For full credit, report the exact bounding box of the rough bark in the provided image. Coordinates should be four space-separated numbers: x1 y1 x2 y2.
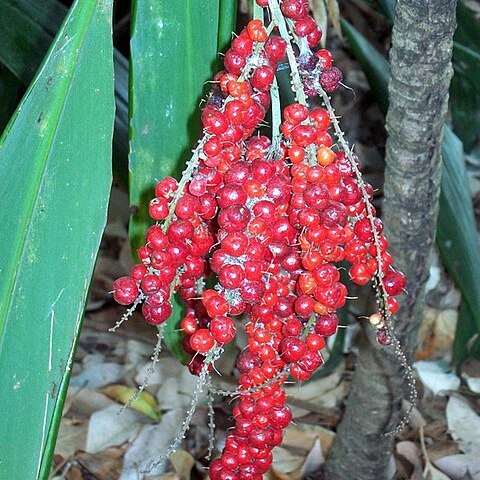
323 1 457 479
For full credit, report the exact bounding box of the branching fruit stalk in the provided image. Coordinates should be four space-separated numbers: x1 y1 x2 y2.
111 0 416 476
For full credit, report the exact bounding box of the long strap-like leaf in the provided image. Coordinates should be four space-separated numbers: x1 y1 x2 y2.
0 0 114 477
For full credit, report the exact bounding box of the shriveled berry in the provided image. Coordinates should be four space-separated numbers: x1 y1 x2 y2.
320 67 343 92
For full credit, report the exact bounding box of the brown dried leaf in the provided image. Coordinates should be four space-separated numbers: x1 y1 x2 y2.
86 404 146 453
283 423 335 457
67 386 115 417
396 441 423 479
324 0 343 41
271 447 304 475
298 438 324 478
285 370 346 417
309 0 328 46
75 447 124 480
121 409 185 479
424 461 452 480
56 418 88 458
446 394 480 455
461 359 480 393
434 454 480 480
71 361 127 389
265 469 292 480
170 450 195 480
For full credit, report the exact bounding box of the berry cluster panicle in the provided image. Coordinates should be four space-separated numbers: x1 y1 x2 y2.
112 0 415 477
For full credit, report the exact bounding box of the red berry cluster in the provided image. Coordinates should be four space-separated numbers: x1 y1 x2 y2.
113 2 408 477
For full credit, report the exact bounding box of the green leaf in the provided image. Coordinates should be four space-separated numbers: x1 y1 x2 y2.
453 301 478 366
341 20 389 114
0 0 114 477
450 44 480 152
0 0 128 184
437 126 480 333
450 2 480 152
0 64 23 134
455 2 480 54
342 16 480 364
0 0 66 82
163 293 189 364
377 0 395 21
128 0 236 251
218 0 238 57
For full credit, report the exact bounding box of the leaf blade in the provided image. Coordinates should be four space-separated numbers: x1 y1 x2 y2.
0 0 115 476
128 0 225 250
0 0 129 184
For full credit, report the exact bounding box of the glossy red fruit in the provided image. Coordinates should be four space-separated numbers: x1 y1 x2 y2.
264 36 287 62
190 328 215 353
251 66 275 91
113 276 139 305
142 301 172 325
383 270 406 296
280 0 308 20
279 337 307 362
314 313 339 336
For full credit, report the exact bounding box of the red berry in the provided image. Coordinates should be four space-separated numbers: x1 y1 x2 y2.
142 301 172 325
280 0 308 20
190 329 215 353
294 16 317 37
251 66 275 91
246 19 268 42
264 36 287 63
113 276 139 305
314 313 339 336
383 270 406 296
219 264 245 289
279 337 307 362
224 49 247 75
316 49 333 68
148 197 169 220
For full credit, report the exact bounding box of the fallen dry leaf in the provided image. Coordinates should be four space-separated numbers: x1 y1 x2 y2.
299 437 324 478
169 450 195 480
414 360 460 396
285 370 346 417
102 384 161 421
71 361 126 389
67 386 115 417
86 404 146 453
75 447 124 480
396 441 422 479
424 461 452 480
55 418 88 458
446 394 480 455
271 446 304 476
120 409 185 480
283 423 335 458
434 454 480 480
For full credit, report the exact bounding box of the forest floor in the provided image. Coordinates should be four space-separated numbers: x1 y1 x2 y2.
51 2 480 479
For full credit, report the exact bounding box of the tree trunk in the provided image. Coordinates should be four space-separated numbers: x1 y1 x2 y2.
323 1 457 479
